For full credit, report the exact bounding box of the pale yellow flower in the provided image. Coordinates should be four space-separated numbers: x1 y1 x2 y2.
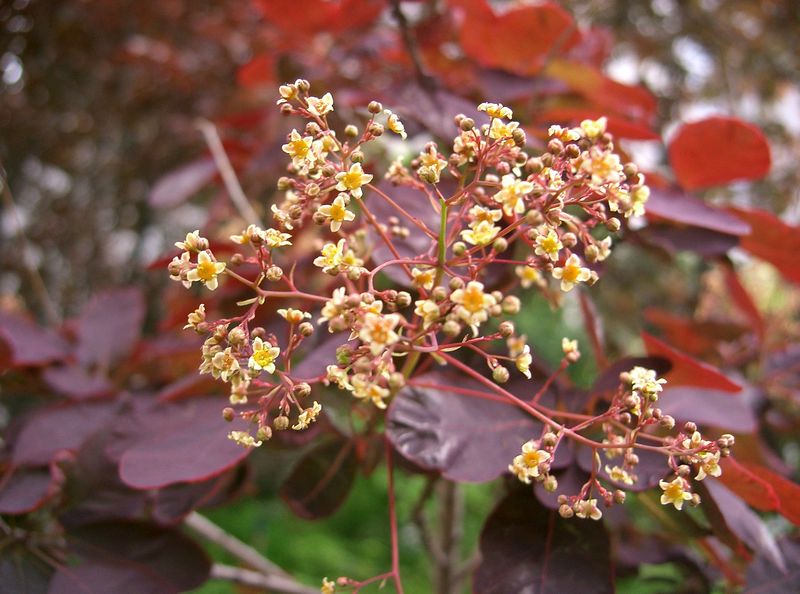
695 451 722 481
461 219 500 246
314 239 346 273
248 337 280 373
493 173 533 216
281 129 315 167
385 110 407 139
352 374 391 409
230 224 266 245
575 498 603 520
359 313 401 355
411 267 435 291
263 228 293 248
277 308 312 324
534 228 562 261
335 163 373 198
515 265 542 288
450 281 496 334
317 193 355 232
478 102 513 120
326 365 353 391
306 92 334 116
228 431 262 448
414 299 441 329
469 205 503 224
552 254 591 292
211 347 240 382
321 577 336 594
175 230 207 252
580 116 607 139
660 476 692 510
489 118 519 144
186 250 226 291
515 344 533 379
605 465 634 485
293 401 322 430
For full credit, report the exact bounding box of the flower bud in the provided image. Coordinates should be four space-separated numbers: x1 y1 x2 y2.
293 383 312 398
368 100 383 114
660 415 675 429
561 232 577 248
492 237 508 253
388 372 406 390
274 415 290 431
544 475 558 492
526 157 544 174
547 138 564 155
690 493 701 507
512 128 526 147
295 79 310 92
584 244 600 263
266 266 284 282
683 421 697 434
227 326 246 345
459 117 475 131
277 176 292 190
502 295 521 315
452 242 467 257
449 277 465 291
565 143 581 159
280 103 293 116
498 321 515 338
614 490 626 504
443 320 461 337
299 322 314 337
344 124 359 137
368 123 384 136
605 217 621 232
305 122 321 136
558 504 574 519
396 291 412 308
350 150 365 163
677 465 691 477
257 426 273 441
222 407 235 422
432 286 447 302
279 84 297 100
492 366 510 384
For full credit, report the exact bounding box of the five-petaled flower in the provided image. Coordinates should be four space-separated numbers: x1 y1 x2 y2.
493 173 533 216
335 163 373 198
534 228 562 261
186 250 226 291
248 337 280 374
317 193 355 232
552 254 592 292
660 476 693 510
306 92 334 116
451 281 496 334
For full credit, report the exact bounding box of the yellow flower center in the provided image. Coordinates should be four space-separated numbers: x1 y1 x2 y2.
197 260 218 281
342 172 363 190
252 349 275 368
523 451 543 467
561 264 581 284
540 236 559 254
664 482 684 501
462 286 486 313
329 202 346 221
290 139 309 158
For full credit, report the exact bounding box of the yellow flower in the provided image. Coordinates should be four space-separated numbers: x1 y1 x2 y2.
321 577 336 594
418 145 447 183
478 102 513 120
411 267 435 291
575 498 603 520
359 313 401 355
583 146 622 187
352 374 391 409
281 129 315 167
293 401 322 430
580 116 607 139
461 219 500 246
414 299 440 329
493 173 533 216
561 338 580 358
489 118 519 144
248 337 280 373
317 193 355 232
184 304 206 331
695 451 722 481
326 365 353 391
660 476 692 510
450 281 496 334
605 465 634 485
277 308 312 324
534 228 562 261
186 250 226 291
319 286 347 326
230 224 266 245
469 205 502 224
548 124 580 142
385 110 407 139
263 228 293 248
507 335 527 358
228 431 262 448
515 344 532 379
629 185 650 218
335 163 373 198
515 265 541 288
175 229 207 252
552 254 591 292
314 239 346 273
210 347 240 382
306 92 334 116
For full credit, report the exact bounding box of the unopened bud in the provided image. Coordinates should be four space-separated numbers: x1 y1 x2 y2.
565 143 581 159
388 372 406 390
266 266 284 282
443 320 461 337
493 366 510 384
293 383 312 398
683 421 697 434
277 176 292 191
512 128 526 147
499 321 515 338
222 407 235 422
449 277 465 291
227 327 246 345
584 244 600 263
544 475 558 492
492 237 508 252
502 295 521 315
677 465 691 477
344 124 359 138
368 123 384 137
298 322 314 337
257 426 273 441
368 100 383 114
660 415 675 429
274 415 290 431
558 504 574 518
452 242 467 257
614 490 626 504
459 117 475 131
295 79 310 92
280 103 293 116
350 151 365 163
605 217 621 232
547 138 564 154
561 232 577 248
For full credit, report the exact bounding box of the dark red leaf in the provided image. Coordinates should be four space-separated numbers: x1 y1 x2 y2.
254 0 384 35
279 435 357 519
718 458 780 513
736 462 800 526
728 207 800 285
644 308 747 359
387 371 541 482
42 365 115 400
118 397 251 489
721 263 765 343
0 311 68 368
703 480 785 570
0 467 59 515
744 538 800 594
12 401 118 466
645 188 751 235
236 53 274 88
50 521 210 594
668 117 771 190
474 487 613 593
148 157 216 208
0 543 52 594
642 332 742 392
453 0 577 76
76 288 145 370
575 444 668 493
658 387 757 433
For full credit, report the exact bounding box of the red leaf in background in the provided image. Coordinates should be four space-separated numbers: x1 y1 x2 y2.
0 311 68 368
668 117 771 190
532 107 660 140
453 0 577 76
728 207 800 285
543 59 657 120
737 462 800 526
43 364 115 400
236 53 274 88
644 309 747 359
254 0 385 35
645 187 751 235
718 457 780 512
641 331 742 392
721 262 765 343
148 157 216 208
76 288 145 370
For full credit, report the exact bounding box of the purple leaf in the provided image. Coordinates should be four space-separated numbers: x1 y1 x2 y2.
387 371 542 483
658 387 757 433
49 521 210 594
75 288 145 369
641 225 740 258
646 187 751 236
279 435 357 519
744 538 800 593
0 543 52 593
0 312 68 368
43 365 115 400
118 397 251 489
148 157 216 208
474 487 614 594
0 466 59 515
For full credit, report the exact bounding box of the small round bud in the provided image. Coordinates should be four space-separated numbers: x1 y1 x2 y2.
322 165 336 177
257 426 273 441
305 122 321 136
526 157 544 174
432 286 447 302
346 294 362 308
344 124 359 138
558 504 574 519
565 143 581 159
266 266 284 282
584 244 600 263
690 493 701 507
305 182 320 197
605 217 621 232
449 277 465 291
489 304 503 317
454 113 466 126
277 176 292 191
295 79 310 92
368 123 384 136
350 150 365 163
298 322 314 337
719 433 735 447
313 211 328 225
388 372 406 390
493 366 510 384
499 321 515 338
512 128 526 147
227 327 246 345
660 415 675 429
329 317 348 332
540 152 554 167
396 291 412 308
222 408 235 422
293 383 312 398
280 103 293 116
289 205 303 220
619 412 632 425
273 415 290 431
614 490 626 504
557 494 568 505
677 465 691 477
452 242 467 257
502 295 521 315
367 100 383 114
459 117 475 131
336 344 354 365
544 475 558 492
443 320 461 337
524 209 543 225
683 421 697 434
251 327 266 339
623 162 639 181
624 452 639 466
547 138 564 154
561 232 577 248
492 237 508 253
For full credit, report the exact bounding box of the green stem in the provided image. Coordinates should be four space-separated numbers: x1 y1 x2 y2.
435 197 448 286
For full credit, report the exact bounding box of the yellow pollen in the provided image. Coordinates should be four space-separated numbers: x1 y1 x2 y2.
330 202 346 221
252 350 274 367
462 287 485 313
343 172 361 189
291 139 309 157
562 264 581 283
197 260 217 281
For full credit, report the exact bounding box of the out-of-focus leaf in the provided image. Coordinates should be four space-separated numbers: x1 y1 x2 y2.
0 312 68 368
721 262 765 343
0 467 59 515
702 480 785 571
397 84 487 141
645 308 748 359
642 332 742 392
254 0 384 35
148 157 216 208
728 207 800 285
279 435 357 519
640 225 740 258
236 53 274 88
645 188 751 235
575 444 668 493
474 486 614 593
735 462 800 526
744 538 800 594
12 401 118 466
534 463 589 509
49 521 210 594
668 117 771 190
718 458 780 512
658 387 757 433
0 542 52 594
118 397 251 489
387 371 541 482
75 288 144 370
42 365 114 400
453 0 577 77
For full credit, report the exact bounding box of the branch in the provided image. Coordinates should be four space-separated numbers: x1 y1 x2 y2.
195 118 264 227
390 0 436 91
209 564 318 594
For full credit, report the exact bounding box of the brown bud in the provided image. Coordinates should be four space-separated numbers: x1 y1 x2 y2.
344 124 359 138
526 157 544 174
280 103 293 116
293 383 312 398
499 321 515 338
614 490 626 504
299 322 314 337
222 407 235 422
558 504 574 519
547 138 564 155
273 415 290 431
368 100 383 114
396 291 412 308
565 143 581 159
266 266 284 282
368 123 384 137
459 117 475 131
295 79 310 92
605 217 621 232
684 421 698 434
256 426 273 441
512 128 526 147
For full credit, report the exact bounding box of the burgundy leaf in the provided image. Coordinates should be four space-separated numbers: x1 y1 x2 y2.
729 207 800 285
118 397 251 489
12 401 118 466
42 365 115 400
474 487 614 593
640 225 740 258
0 466 59 515
76 288 145 370
50 521 210 594
148 157 216 208
279 435 357 519
387 371 541 482
0 543 52 594
0 311 68 368
658 387 757 433
645 187 751 235
744 538 800 594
